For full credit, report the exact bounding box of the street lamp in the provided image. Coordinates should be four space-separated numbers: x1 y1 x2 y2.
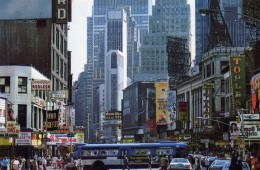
199 8 260 23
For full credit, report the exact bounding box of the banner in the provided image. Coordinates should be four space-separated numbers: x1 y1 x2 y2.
229 54 246 110
155 82 168 126
47 109 59 131
168 90 176 130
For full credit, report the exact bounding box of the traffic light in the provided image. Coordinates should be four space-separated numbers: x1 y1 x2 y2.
194 121 199 128
236 116 240 123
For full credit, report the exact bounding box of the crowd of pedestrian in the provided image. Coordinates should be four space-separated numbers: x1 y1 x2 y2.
0 154 79 170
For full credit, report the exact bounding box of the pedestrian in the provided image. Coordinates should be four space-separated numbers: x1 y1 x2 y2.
123 154 130 170
41 157 47 170
194 156 201 170
147 155 152 170
31 158 38 170
229 152 238 170
65 163 77 170
1 157 9 170
254 153 260 170
159 154 169 170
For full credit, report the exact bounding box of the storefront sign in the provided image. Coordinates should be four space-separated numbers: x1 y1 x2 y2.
16 132 31 145
51 90 68 99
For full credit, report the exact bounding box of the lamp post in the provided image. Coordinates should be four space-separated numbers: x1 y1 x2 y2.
199 8 260 23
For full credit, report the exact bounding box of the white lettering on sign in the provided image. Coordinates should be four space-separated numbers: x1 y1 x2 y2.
58 0 66 4
58 9 66 19
244 124 260 139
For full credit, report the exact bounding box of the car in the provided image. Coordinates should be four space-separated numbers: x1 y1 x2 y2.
167 158 192 170
222 160 250 170
209 159 250 170
208 159 229 170
205 156 218 167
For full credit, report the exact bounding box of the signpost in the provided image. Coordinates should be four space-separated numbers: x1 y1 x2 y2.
41 138 50 142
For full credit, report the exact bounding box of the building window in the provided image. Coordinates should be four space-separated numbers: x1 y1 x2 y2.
0 77 10 93
111 52 117 68
18 77 27 93
18 105 27 128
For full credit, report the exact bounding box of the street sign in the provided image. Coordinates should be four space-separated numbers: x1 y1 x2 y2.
41 138 50 142
67 133 75 137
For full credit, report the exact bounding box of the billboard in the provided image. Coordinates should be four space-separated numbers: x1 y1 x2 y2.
16 132 32 145
250 73 260 113
202 83 214 125
168 90 176 129
155 82 168 126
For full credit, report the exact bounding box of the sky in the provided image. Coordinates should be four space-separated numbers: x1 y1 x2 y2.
68 0 195 82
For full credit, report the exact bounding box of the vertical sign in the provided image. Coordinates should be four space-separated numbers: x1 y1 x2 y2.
202 83 214 125
168 90 176 130
156 82 168 126
0 98 6 130
52 0 68 24
47 109 59 131
179 102 189 121
229 54 246 111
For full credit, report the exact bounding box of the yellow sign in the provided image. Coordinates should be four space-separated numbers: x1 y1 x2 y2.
156 82 168 126
77 133 84 143
0 138 11 146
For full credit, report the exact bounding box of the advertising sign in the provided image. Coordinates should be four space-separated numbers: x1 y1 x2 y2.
16 132 31 145
47 109 59 131
31 80 51 91
244 123 260 140
229 121 241 140
31 133 43 146
105 112 122 120
155 82 168 126
250 73 260 113
229 54 246 110
51 90 68 99
168 90 176 130
0 98 6 130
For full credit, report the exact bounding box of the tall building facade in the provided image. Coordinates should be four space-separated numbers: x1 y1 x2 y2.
81 0 152 142
139 0 191 74
195 0 209 65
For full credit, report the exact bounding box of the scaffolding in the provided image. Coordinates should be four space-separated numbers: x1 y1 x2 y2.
167 36 191 89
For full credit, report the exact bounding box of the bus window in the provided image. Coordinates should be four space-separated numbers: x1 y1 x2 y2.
133 149 150 156
81 150 99 156
156 148 173 156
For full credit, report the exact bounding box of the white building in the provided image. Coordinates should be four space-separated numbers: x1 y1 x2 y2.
0 65 49 130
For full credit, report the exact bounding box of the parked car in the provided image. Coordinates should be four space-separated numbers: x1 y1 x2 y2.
167 158 192 170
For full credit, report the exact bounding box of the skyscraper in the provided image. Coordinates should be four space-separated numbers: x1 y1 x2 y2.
139 0 191 74
80 0 152 142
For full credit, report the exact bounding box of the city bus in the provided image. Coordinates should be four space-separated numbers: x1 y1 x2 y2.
73 141 188 170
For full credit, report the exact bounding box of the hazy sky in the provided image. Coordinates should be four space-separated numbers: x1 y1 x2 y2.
68 0 194 82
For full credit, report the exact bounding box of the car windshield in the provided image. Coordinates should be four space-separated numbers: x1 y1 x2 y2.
171 159 189 163
211 160 228 166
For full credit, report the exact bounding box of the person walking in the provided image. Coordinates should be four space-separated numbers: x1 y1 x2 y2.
123 154 130 170
1 157 9 170
229 152 238 170
160 154 169 170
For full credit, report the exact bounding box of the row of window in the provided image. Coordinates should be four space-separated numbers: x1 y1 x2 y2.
0 77 27 94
